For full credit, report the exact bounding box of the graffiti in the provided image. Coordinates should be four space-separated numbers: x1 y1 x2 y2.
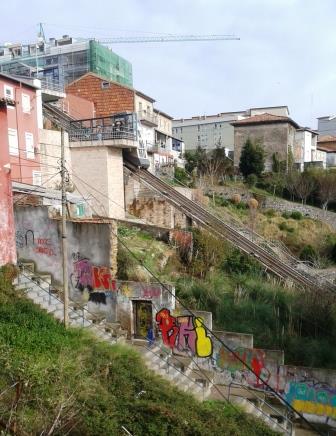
155 308 213 358
285 380 336 419
71 253 115 293
15 229 35 248
34 237 56 257
141 287 161 298
215 347 271 388
93 266 116 291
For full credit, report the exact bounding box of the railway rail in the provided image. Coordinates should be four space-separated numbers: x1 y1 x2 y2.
125 162 336 294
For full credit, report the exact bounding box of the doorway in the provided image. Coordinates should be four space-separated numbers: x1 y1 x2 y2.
133 300 153 339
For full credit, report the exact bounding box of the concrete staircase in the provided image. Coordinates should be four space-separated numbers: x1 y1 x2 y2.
14 262 293 434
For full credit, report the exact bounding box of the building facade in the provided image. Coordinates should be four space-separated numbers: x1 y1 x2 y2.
0 37 132 89
173 106 289 153
0 74 42 186
317 116 336 137
231 113 299 172
317 136 336 168
293 128 318 171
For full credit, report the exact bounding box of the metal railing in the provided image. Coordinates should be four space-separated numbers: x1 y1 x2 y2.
39 77 65 93
69 126 136 142
137 110 158 126
227 382 293 434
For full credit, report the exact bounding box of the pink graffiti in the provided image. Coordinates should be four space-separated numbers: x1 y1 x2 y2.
141 287 161 298
73 258 93 291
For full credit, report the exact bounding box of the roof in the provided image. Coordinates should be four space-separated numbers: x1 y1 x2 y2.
66 71 156 103
317 143 336 153
153 108 173 120
297 127 318 135
0 72 40 89
135 90 156 103
230 113 300 129
173 106 289 122
317 135 336 143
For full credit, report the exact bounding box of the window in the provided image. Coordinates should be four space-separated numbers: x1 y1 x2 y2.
32 171 42 186
4 85 14 100
197 135 201 141
25 132 34 159
198 125 200 131
101 81 110 89
22 94 31 113
138 102 142 112
76 203 85 217
8 128 18 155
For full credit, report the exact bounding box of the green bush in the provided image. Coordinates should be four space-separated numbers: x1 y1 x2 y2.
235 202 248 210
174 167 190 185
223 249 262 275
246 173 258 188
290 211 303 220
299 244 317 262
264 209 277 218
281 211 291 219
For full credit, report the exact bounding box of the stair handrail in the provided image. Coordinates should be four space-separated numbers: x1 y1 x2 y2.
227 381 293 435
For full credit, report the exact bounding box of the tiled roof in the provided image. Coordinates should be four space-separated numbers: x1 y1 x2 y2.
317 135 336 143
230 113 300 128
317 143 336 153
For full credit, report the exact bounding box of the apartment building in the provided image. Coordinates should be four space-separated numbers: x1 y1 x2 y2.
317 115 336 137
0 35 132 89
173 106 289 154
0 73 43 186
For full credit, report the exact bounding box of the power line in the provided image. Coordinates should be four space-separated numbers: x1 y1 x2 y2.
13 171 61 205
68 172 323 435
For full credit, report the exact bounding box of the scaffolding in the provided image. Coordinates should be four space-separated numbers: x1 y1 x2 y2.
0 38 133 88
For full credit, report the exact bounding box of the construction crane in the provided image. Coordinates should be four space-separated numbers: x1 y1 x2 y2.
96 34 240 44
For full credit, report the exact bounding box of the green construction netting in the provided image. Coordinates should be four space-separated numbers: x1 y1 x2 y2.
89 40 133 87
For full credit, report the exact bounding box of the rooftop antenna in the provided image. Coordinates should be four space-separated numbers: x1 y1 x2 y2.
37 22 46 43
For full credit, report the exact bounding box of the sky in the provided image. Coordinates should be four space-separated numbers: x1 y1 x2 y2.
2 0 336 128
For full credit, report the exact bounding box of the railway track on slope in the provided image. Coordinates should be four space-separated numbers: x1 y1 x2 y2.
125 162 336 294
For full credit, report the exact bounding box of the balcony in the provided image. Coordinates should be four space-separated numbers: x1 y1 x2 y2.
69 114 137 149
39 77 65 102
137 110 158 127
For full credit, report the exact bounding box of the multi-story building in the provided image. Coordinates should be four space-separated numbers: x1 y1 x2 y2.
173 106 289 154
317 115 336 136
0 35 132 90
293 128 318 171
0 90 16 265
0 73 43 185
316 136 336 168
231 113 300 172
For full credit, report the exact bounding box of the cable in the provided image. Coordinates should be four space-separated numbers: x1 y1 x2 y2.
68 174 323 434
13 171 61 205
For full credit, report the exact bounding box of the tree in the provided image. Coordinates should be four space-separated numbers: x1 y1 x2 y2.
316 170 336 210
294 172 315 204
239 138 265 178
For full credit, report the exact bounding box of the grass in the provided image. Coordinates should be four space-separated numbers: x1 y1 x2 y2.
0 265 275 435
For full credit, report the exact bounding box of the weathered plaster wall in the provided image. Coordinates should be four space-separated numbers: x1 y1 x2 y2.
14 206 117 284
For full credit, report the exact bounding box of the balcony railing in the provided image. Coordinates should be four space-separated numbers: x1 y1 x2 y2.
137 110 158 126
69 114 137 143
39 77 65 93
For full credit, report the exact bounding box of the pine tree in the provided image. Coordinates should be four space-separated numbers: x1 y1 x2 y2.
239 138 265 177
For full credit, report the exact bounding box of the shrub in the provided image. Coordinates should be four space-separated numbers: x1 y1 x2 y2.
281 211 291 219
174 167 190 185
223 249 262 275
299 245 317 263
290 211 303 220
278 222 294 232
264 209 276 218
236 202 248 210
246 173 258 188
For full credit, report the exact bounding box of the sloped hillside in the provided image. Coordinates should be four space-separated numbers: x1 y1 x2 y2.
0 266 274 436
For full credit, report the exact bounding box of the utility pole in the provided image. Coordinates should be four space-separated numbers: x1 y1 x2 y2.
61 128 69 327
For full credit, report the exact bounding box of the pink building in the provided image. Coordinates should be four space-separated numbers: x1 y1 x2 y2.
0 73 42 265
0 73 42 186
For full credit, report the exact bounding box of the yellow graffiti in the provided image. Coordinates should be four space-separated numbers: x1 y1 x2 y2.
194 317 213 357
292 400 336 419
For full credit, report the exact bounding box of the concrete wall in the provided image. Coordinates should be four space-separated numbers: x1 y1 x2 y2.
124 172 195 229
39 129 71 190
14 205 117 284
233 122 294 171
318 117 336 136
70 146 125 219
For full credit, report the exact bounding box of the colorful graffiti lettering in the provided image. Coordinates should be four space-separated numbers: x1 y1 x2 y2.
71 253 116 292
215 347 271 388
155 308 213 358
285 381 336 419
141 287 161 298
